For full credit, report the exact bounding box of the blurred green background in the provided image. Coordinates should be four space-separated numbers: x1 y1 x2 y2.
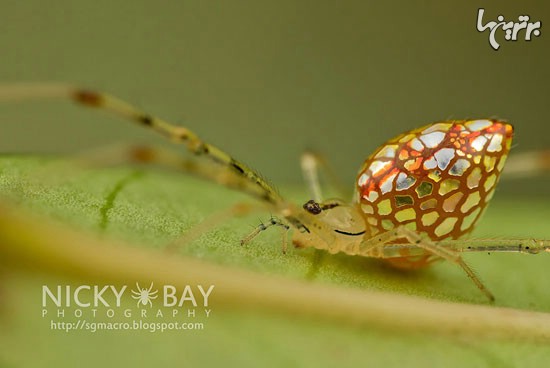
1 0 548 187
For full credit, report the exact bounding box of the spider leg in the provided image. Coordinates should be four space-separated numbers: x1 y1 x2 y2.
300 151 324 202
166 201 265 253
61 142 293 253
360 237 550 257
0 83 321 244
441 237 550 253
0 83 284 207
300 150 349 201
357 226 495 301
71 144 279 204
241 217 290 253
147 282 154 292
277 221 291 254
502 149 550 178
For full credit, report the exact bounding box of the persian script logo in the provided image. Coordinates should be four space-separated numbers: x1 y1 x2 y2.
476 8 542 50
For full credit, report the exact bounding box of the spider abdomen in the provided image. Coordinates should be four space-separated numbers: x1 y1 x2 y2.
356 119 513 242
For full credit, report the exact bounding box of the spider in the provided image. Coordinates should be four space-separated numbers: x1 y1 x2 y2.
131 282 158 308
1 83 549 302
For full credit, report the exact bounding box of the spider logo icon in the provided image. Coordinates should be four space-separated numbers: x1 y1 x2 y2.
131 282 158 308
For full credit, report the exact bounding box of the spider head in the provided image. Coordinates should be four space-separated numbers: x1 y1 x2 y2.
290 200 367 253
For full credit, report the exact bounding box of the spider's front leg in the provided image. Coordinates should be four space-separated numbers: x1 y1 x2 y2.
357 226 495 301
0 83 284 207
241 217 291 253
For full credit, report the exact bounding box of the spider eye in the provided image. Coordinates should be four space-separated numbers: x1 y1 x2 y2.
303 200 322 215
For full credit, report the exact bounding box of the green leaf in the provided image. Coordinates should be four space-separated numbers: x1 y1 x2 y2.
1 156 550 368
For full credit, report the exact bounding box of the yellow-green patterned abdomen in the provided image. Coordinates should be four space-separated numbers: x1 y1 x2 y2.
356 119 513 243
